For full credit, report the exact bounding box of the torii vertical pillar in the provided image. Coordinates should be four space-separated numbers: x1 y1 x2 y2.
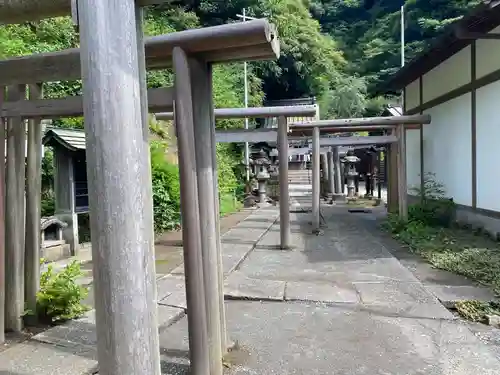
278 116 291 249
77 1 161 374
0 86 5 343
327 149 335 196
320 153 328 199
172 47 211 375
387 130 399 213
25 83 43 325
312 127 320 232
191 59 224 375
396 125 408 220
333 147 342 195
5 84 26 333
208 73 227 356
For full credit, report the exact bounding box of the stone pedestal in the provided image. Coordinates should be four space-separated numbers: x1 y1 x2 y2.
342 152 361 201
257 179 267 203
254 149 271 204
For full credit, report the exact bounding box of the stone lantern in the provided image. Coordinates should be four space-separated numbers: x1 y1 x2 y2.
254 149 271 204
342 149 360 199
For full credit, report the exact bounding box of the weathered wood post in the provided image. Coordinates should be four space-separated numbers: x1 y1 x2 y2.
0 86 5 343
340 162 345 194
278 116 290 249
312 126 320 232
77 1 161 373
333 147 342 195
387 130 399 213
172 46 211 375
377 148 384 200
191 58 224 375
320 153 328 199
25 83 43 324
327 148 335 197
5 84 26 332
396 125 408 220
209 92 228 355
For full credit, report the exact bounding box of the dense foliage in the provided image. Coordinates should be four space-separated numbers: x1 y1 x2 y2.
310 0 480 91
0 0 483 232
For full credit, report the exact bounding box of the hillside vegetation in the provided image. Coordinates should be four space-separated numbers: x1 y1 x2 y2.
0 0 480 232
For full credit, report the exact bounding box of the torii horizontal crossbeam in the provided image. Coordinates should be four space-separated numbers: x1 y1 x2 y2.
0 0 177 24
0 88 174 119
288 124 419 136
289 114 431 128
216 129 277 143
319 135 397 146
215 130 397 146
0 19 278 85
156 105 318 120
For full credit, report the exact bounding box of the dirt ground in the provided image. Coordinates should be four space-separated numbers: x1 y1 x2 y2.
153 209 253 275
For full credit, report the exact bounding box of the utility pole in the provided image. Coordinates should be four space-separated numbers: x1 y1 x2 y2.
400 3 405 111
237 9 257 182
401 4 405 67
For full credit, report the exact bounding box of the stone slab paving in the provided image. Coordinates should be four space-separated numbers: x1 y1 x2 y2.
224 271 286 301
4 199 500 374
157 274 187 308
33 305 184 352
284 280 359 303
0 207 278 375
0 341 97 375
159 301 500 375
214 203 500 373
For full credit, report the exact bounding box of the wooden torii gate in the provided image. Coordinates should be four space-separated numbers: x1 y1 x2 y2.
289 114 431 233
0 2 280 374
157 105 318 251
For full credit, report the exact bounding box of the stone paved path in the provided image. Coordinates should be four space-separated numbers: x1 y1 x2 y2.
159 201 500 374
2 197 500 374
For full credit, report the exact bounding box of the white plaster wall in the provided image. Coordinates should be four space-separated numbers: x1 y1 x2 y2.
422 46 471 103
405 79 420 111
476 80 500 212
476 27 500 79
422 94 472 206
405 128 421 193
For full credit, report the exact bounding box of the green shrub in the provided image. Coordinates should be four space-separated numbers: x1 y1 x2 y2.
219 193 243 216
408 173 456 227
35 260 90 324
150 142 181 232
381 212 408 233
216 143 240 196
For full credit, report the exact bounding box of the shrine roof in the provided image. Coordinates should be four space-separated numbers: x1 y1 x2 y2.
42 127 86 152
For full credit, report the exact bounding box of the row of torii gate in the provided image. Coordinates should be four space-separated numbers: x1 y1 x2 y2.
0 1 431 375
